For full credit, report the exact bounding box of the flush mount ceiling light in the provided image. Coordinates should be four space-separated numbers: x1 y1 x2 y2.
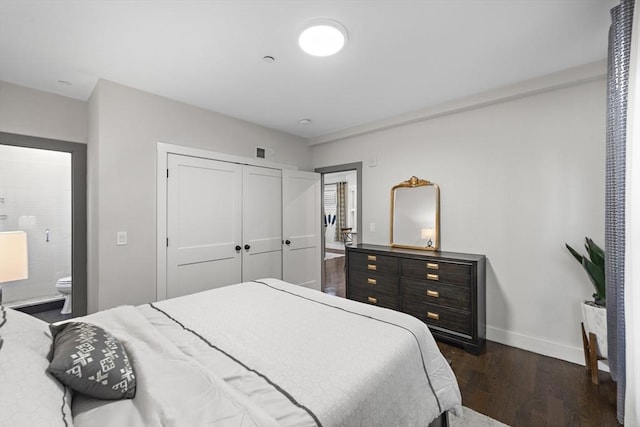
298 19 348 57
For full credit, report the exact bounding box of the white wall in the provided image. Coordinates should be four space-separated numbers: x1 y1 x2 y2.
0 81 87 143
313 76 606 365
89 80 311 311
87 84 100 313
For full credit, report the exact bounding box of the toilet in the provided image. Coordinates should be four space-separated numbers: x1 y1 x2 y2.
55 276 72 314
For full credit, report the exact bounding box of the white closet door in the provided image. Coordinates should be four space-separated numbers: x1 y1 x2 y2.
167 154 242 298
283 169 321 290
242 165 283 281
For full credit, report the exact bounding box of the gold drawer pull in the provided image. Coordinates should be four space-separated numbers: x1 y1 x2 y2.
427 273 439 281
367 255 377 261
427 289 439 298
367 278 377 285
368 296 378 304
427 262 439 270
427 311 440 320
368 264 377 271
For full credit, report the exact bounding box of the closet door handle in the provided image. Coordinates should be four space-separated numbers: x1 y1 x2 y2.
235 245 241 251
285 240 291 245
244 244 250 250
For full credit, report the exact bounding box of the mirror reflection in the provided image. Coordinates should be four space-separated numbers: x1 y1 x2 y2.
390 176 440 251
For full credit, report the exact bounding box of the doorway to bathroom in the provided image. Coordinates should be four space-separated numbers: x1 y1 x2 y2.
315 162 362 298
0 132 87 319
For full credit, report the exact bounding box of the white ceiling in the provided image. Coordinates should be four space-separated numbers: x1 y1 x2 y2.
0 1 618 142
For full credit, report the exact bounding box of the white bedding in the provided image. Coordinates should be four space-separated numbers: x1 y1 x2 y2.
72 278 462 427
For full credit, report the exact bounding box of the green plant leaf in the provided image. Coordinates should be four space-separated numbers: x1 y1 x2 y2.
565 243 584 265
566 237 606 304
583 258 606 301
585 238 605 270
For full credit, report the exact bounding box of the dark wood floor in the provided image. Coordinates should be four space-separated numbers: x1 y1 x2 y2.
323 251 346 297
438 340 619 427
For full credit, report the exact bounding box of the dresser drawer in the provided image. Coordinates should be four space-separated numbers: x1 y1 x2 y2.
349 287 401 311
402 278 470 311
346 244 485 355
350 252 399 274
403 302 472 337
401 258 471 287
349 268 399 295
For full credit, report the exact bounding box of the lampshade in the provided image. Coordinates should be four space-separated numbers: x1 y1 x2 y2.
0 231 29 283
421 228 434 240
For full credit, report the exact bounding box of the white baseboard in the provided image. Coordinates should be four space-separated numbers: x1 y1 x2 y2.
486 326 610 373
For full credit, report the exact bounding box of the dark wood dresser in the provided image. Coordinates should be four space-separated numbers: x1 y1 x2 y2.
346 243 486 354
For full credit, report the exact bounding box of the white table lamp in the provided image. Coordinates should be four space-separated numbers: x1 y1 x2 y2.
0 231 29 303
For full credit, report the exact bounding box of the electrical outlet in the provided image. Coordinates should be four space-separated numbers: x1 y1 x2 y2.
369 222 376 232
116 231 128 246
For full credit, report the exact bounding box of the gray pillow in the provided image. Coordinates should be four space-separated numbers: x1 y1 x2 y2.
47 322 136 400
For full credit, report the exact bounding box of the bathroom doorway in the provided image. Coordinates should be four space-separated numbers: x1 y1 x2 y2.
315 162 362 298
0 132 87 318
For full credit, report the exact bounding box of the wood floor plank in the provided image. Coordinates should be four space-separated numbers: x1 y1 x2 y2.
438 340 618 427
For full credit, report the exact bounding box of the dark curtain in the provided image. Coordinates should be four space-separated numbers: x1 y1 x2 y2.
606 0 634 423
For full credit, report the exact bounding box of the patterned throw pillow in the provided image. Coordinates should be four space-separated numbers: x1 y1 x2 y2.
47 322 136 400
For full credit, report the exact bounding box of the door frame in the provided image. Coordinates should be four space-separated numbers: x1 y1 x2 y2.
0 132 88 315
155 142 298 300
314 162 362 288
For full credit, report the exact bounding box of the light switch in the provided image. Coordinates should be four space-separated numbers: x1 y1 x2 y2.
116 231 128 246
369 222 376 232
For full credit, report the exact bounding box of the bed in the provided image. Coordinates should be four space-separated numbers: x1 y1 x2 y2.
0 278 462 426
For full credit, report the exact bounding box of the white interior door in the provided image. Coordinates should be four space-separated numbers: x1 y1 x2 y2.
283 170 321 290
242 166 282 281
167 154 242 298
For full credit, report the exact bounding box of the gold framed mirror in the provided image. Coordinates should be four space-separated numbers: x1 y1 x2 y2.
390 176 440 251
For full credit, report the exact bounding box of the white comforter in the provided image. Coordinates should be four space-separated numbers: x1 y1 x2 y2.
72 279 462 427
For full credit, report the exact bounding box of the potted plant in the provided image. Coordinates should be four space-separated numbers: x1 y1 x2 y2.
565 237 605 306
565 237 607 381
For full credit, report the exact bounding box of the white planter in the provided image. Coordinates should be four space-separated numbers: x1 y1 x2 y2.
581 302 607 359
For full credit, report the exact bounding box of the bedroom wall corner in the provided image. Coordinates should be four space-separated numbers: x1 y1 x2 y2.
86 82 101 314
91 80 312 310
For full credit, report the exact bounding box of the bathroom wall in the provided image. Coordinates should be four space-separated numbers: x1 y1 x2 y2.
0 145 71 303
